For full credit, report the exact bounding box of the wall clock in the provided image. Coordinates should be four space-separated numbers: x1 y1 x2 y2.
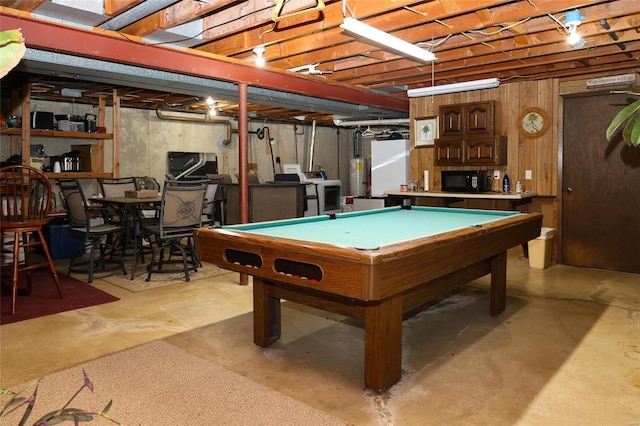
517 107 549 138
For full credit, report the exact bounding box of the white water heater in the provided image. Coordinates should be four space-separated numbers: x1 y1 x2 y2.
349 158 367 196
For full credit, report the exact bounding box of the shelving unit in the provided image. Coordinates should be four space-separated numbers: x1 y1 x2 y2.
1 84 120 178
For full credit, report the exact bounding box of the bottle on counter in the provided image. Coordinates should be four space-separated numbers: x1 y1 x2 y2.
515 180 523 193
502 169 511 193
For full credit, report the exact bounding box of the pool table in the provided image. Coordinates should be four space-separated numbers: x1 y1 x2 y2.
194 206 542 391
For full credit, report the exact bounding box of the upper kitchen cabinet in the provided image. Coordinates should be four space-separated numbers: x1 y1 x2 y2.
439 101 495 137
435 100 505 166
0 84 120 179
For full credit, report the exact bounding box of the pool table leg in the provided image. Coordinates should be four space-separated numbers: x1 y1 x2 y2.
364 294 403 392
490 251 507 315
253 278 282 346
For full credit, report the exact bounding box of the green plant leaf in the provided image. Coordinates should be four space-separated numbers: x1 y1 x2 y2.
36 408 94 425
0 29 26 79
606 97 640 142
627 116 640 147
100 400 113 415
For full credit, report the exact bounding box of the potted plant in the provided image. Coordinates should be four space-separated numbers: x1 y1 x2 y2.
1 370 121 425
606 90 640 147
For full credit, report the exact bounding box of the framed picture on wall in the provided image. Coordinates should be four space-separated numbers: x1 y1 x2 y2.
414 117 438 147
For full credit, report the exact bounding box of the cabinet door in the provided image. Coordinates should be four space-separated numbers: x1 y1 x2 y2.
435 139 464 165
464 102 494 135
465 136 507 165
439 105 463 137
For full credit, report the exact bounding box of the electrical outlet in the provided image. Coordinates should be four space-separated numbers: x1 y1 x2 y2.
525 170 533 180
493 170 500 180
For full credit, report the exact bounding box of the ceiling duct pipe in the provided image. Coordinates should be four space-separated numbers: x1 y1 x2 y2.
308 120 317 172
333 118 410 127
156 107 232 145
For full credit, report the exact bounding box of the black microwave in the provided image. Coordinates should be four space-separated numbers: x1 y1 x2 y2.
441 170 492 193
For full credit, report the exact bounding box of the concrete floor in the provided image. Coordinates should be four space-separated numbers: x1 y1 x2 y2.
1 250 639 425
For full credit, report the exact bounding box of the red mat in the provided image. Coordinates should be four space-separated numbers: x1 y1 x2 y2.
1 270 120 325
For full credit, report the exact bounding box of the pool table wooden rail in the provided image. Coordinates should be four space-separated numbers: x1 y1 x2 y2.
194 211 542 302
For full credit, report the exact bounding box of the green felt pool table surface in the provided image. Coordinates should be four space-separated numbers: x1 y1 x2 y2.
226 206 523 250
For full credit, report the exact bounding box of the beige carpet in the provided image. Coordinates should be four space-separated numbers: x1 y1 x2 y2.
1 340 349 426
101 261 233 292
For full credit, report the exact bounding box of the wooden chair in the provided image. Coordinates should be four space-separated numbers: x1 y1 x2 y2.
0 165 63 314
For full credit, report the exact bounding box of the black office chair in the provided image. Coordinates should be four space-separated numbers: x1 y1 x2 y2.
57 179 127 283
142 179 208 282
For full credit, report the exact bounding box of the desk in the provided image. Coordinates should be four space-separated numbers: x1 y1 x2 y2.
91 195 162 279
194 206 542 391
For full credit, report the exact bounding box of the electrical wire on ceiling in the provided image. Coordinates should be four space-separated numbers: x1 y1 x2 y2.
466 18 531 36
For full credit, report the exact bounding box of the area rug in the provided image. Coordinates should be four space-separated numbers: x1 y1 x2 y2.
0 340 349 426
100 261 234 292
0 270 119 325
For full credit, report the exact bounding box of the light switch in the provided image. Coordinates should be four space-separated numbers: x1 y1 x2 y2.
525 170 532 180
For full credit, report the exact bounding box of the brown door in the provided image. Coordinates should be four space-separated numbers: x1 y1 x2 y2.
562 93 640 273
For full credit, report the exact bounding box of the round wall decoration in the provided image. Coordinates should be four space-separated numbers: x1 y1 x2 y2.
517 107 549 138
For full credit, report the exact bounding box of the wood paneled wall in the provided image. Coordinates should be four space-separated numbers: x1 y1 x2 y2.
410 79 559 196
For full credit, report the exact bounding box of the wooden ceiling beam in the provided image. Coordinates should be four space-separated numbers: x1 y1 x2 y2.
104 0 143 17
120 0 236 36
198 0 422 56
0 11 408 113
327 6 640 87
385 41 640 89
263 0 610 75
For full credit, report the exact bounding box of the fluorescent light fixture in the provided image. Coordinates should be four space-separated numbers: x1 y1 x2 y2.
333 118 410 127
407 78 500 97
340 17 436 62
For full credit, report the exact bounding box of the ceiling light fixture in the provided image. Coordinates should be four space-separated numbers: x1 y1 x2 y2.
564 9 584 47
253 45 266 67
340 17 436 63
209 101 218 116
407 78 500 97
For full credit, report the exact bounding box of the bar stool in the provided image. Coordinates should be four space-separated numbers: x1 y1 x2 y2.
0 165 63 314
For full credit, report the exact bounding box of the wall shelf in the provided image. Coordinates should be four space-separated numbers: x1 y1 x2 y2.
1 128 113 139
2 84 120 178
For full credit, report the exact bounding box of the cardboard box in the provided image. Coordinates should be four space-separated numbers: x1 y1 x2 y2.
528 227 555 269
125 189 158 198
71 144 103 172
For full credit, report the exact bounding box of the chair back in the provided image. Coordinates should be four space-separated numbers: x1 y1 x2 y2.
0 165 52 227
57 179 90 229
203 179 221 219
159 179 208 236
135 176 160 191
98 177 136 198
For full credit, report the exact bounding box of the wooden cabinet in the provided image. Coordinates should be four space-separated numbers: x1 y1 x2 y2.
0 84 120 178
435 101 505 166
435 136 506 166
435 139 464 164
439 101 494 137
465 136 507 165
